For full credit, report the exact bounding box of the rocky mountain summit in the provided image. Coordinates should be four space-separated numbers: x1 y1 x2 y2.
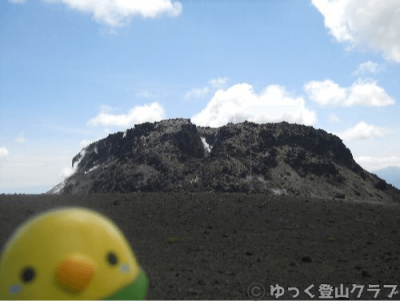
48 118 400 202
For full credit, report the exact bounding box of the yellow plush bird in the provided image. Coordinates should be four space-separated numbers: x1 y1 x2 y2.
0 207 148 300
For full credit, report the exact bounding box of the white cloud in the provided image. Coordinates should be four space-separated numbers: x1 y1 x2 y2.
337 122 388 141
311 0 400 63
61 150 85 179
209 77 229 88
14 132 25 143
356 155 400 172
191 83 317 128
354 61 382 75
9 0 26 3
45 0 182 27
185 77 229 99
61 165 76 179
87 102 165 127
304 80 346 106
184 87 210 99
304 79 395 107
347 79 395 106
0 147 9 158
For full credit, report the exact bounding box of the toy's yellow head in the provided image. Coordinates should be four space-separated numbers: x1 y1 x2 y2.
0 207 148 300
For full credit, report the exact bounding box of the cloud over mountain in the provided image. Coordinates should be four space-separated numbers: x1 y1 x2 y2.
87 102 165 128
192 83 317 128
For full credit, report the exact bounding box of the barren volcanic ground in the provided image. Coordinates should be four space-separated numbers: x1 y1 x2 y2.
1 193 400 300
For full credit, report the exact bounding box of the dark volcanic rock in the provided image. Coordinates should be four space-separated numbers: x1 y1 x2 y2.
47 118 400 202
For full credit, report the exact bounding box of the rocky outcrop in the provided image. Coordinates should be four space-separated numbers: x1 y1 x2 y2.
47 118 400 202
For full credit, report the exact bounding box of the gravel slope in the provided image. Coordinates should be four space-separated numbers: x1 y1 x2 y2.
1 193 399 300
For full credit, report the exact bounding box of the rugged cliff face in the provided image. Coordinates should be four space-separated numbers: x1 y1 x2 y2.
47 118 400 202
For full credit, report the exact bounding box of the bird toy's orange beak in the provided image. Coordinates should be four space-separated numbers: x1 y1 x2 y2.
54 254 95 294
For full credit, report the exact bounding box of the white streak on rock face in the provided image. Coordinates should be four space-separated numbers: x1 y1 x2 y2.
94 147 98 154
75 149 86 169
122 130 127 138
190 176 199 184
84 165 99 175
201 137 212 152
271 188 287 195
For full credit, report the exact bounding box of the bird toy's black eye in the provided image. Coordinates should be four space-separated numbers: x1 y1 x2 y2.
20 267 35 283
107 252 118 266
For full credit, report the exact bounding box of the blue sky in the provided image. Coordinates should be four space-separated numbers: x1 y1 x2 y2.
1 0 399 194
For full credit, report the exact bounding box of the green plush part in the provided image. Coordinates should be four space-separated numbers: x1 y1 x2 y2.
105 269 148 300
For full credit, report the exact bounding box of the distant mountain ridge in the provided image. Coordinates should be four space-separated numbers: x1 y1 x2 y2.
47 118 400 203
374 166 400 189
